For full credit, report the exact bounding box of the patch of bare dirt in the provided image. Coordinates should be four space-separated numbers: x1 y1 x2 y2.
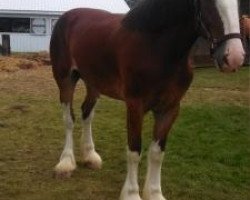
0 52 50 72
15 51 51 65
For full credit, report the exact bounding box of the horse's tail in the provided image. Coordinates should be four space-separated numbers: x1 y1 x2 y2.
50 15 72 80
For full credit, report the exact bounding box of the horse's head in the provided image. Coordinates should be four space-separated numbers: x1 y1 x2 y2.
198 0 245 72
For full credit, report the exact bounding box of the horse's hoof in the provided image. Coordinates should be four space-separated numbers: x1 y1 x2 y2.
54 158 76 178
142 193 166 200
83 150 102 170
120 193 142 200
120 186 142 200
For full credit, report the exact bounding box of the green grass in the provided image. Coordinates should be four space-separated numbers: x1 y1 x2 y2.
0 67 249 200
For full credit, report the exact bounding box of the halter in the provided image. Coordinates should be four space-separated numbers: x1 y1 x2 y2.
193 0 242 56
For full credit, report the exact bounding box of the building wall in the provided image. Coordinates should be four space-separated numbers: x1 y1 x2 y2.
0 14 59 52
0 33 51 52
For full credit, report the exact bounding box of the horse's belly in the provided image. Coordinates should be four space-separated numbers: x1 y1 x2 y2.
90 69 124 100
76 59 124 100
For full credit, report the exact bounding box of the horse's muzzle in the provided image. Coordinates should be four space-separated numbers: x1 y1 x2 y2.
214 39 245 72
217 51 245 72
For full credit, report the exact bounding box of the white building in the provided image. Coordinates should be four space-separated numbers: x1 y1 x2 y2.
0 0 129 52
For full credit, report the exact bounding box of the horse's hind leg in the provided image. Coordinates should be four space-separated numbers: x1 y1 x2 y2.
80 87 102 169
54 75 79 178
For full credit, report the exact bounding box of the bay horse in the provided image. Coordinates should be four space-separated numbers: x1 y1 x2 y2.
240 15 250 64
50 0 245 199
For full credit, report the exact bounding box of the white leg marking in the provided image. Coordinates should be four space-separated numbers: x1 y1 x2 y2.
143 142 166 200
55 104 76 177
120 150 142 200
80 110 102 169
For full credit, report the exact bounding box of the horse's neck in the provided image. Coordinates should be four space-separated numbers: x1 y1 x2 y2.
123 0 197 63
150 21 198 64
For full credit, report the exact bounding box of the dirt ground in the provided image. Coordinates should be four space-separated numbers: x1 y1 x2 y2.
0 52 50 72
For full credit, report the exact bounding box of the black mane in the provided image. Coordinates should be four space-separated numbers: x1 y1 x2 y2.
122 0 196 32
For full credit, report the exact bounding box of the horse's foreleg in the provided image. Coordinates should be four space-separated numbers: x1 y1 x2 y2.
80 91 102 170
143 104 180 200
55 78 77 178
120 100 143 200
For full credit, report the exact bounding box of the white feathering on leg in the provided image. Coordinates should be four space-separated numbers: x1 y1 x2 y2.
55 104 76 177
120 150 142 200
81 110 102 169
143 141 166 200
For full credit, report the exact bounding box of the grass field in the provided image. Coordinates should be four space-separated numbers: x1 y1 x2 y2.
0 65 249 200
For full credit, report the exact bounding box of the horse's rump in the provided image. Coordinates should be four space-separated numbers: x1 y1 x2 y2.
50 8 126 98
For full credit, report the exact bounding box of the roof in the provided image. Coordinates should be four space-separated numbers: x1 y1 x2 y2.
0 0 130 15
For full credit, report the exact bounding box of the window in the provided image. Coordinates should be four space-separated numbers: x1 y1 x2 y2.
31 18 46 35
51 18 58 33
0 17 30 33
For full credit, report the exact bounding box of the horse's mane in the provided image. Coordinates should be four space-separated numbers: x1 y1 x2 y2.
122 0 195 32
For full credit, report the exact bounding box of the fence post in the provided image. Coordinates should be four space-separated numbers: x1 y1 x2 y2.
1 34 11 56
